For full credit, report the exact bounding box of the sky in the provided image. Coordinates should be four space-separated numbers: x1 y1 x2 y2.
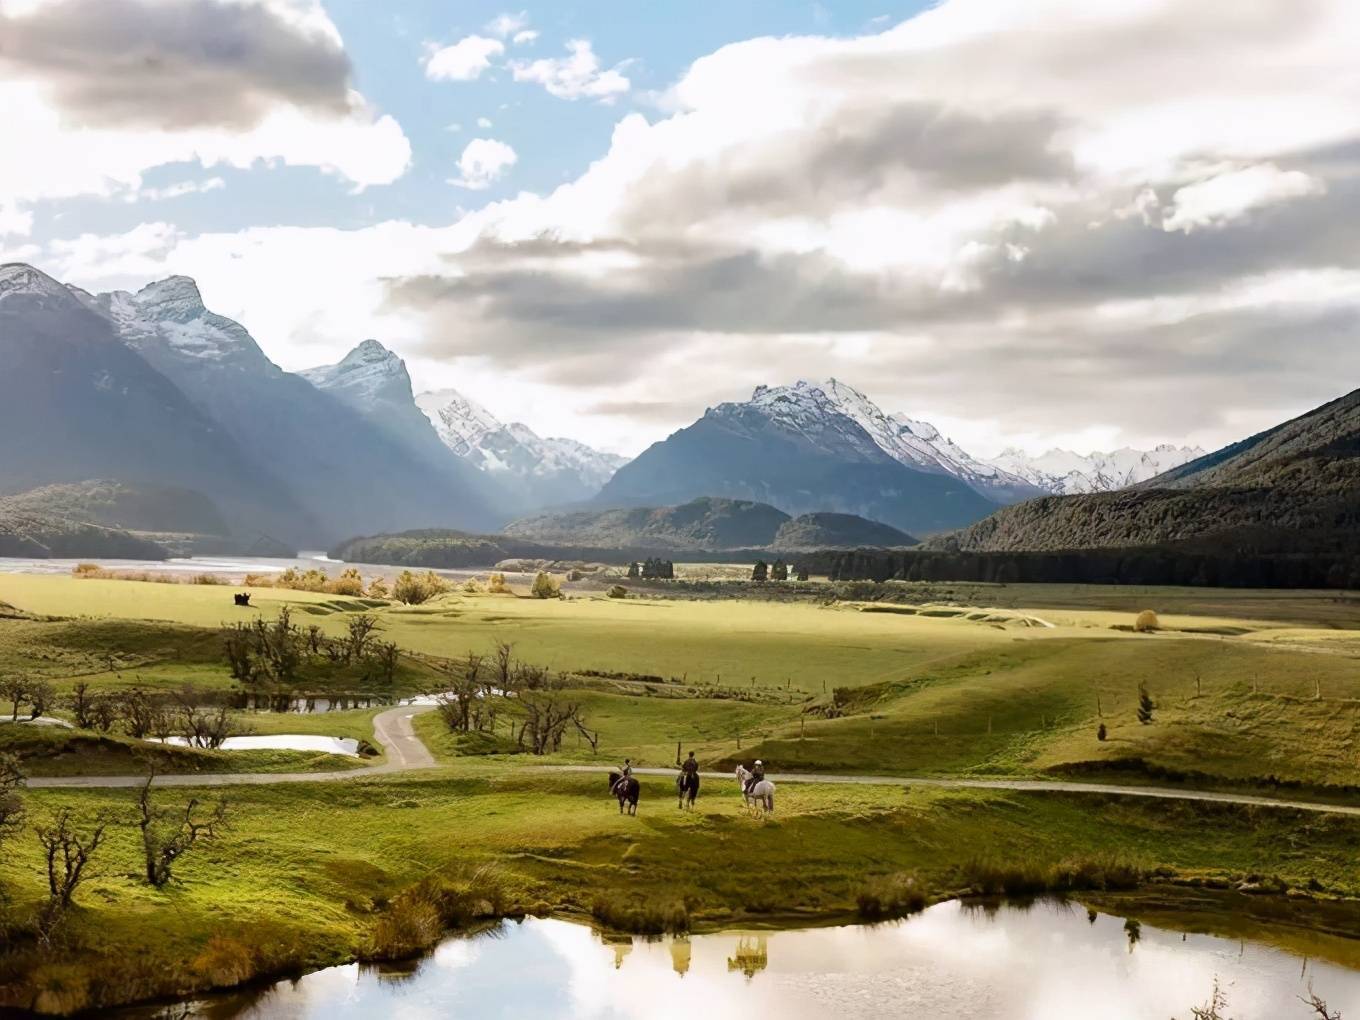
3 0 1359 459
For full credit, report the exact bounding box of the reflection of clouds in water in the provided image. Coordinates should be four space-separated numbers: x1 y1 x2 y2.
216 901 1360 1019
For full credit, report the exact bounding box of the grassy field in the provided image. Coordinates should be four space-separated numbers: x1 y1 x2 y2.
5 573 1360 1013
7 772 1360 1013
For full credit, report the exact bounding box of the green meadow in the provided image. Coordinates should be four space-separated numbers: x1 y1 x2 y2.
3 572 1360 1013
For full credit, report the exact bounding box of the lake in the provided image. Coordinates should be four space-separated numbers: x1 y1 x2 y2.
126 900 1360 1019
155 735 360 756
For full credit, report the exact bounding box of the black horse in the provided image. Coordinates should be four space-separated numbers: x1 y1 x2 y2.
609 771 640 815
676 771 699 810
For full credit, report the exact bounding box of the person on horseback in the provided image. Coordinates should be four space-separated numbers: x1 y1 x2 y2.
613 757 634 796
681 751 699 778
745 759 766 795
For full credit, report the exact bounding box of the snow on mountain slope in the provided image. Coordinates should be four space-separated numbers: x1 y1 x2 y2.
300 339 411 406
746 380 1042 503
989 445 1207 495
417 388 626 504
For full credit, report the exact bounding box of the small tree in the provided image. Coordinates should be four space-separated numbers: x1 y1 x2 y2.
1097 722 1107 741
36 809 109 935
346 614 381 661
330 567 365 596
366 577 390 600
27 678 55 720
0 675 30 722
68 682 95 729
770 561 788 582
138 770 228 887
1136 683 1155 725
1134 609 1159 633
487 572 511 595
0 753 25 861
531 572 562 599
751 561 769 582
626 562 640 580
795 565 809 582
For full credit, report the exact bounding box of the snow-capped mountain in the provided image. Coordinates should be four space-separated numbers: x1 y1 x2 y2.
599 380 999 535
988 445 1207 495
760 379 1044 503
416 388 627 508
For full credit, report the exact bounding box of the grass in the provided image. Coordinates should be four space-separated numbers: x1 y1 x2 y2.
7 775 1360 1012
5 573 1360 1012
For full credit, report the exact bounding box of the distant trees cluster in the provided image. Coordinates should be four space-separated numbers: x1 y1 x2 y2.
432 641 598 755
819 547 1360 590
751 560 799 582
1 676 55 722
628 559 675 580
222 608 399 687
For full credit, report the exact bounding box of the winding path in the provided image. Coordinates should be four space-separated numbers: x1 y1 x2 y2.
24 712 1360 820
26 705 438 789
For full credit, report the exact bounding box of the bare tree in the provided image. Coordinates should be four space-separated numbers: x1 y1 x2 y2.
137 770 228 887
118 688 163 739
346 615 380 663
68 681 95 729
372 641 400 686
0 753 25 856
435 652 484 734
87 694 118 734
174 689 247 749
492 641 516 693
36 809 109 937
516 694 590 755
1301 990 1342 1020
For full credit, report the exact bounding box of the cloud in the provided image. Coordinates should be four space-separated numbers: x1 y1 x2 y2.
126 176 227 203
0 0 353 130
424 35 505 82
511 40 630 102
449 138 518 190
28 0 1360 456
1161 164 1327 232
485 11 529 38
477 116 494 128
513 30 539 46
0 0 410 209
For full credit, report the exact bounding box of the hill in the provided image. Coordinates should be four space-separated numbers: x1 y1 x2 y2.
502 497 792 550
932 387 1360 555
0 507 169 559
0 480 229 536
772 513 916 549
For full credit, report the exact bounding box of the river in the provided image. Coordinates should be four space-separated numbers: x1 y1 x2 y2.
121 900 1360 1019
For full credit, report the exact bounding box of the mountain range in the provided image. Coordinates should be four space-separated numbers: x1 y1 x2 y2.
934 386 1360 556
0 260 1213 558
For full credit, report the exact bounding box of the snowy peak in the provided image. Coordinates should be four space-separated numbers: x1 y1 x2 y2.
989 444 1207 495
301 340 413 409
131 275 206 321
415 387 626 498
92 275 268 368
728 378 1040 503
0 263 81 310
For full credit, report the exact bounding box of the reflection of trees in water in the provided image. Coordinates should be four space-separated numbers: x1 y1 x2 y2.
726 936 769 978
1124 918 1141 952
670 937 692 977
604 935 634 970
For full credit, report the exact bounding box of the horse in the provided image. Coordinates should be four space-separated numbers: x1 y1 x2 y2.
735 765 775 814
676 770 699 810
609 771 640 815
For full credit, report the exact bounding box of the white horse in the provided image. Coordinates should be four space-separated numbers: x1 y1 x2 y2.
735 765 775 814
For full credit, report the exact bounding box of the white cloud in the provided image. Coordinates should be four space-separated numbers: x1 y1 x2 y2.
0 0 410 212
512 29 539 46
1161 164 1326 232
0 201 35 238
449 138 518 190
127 176 227 203
477 116 494 128
485 11 529 38
424 35 505 82
511 40 630 103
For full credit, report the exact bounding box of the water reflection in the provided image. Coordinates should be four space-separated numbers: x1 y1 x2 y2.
136 900 1360 1019
156 735 359 756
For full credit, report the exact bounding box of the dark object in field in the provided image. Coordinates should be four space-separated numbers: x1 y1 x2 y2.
233 593 251 607
609 771 640 815
1097 723 1107 741
677 771 699 810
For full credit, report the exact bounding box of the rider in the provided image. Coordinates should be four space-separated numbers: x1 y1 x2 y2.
745 759 766 795
613 757 634 795
679 751 699 788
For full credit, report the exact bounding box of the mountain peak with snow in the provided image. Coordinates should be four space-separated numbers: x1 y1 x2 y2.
988 444 1207 495
0 263 81 310
416 387 626 506
301 340 413 408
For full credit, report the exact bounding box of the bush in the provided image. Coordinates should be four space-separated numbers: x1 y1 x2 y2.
590 894 689 934
487 572 511 594
530 572 562 599
367 868 509 959
330 567 365 596
606 585 628 599
960 854 1143 897
191 573 226 585
856 873 927 919
71 563 102 576
392 569 451 605
1134 609 1160 632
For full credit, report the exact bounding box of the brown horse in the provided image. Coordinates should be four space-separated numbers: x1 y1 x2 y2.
609 772 640 815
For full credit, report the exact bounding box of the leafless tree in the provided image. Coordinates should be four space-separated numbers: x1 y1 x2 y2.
492 641 516 693
372 641 400 686
174 689 246 749
0 753 25 856
68 681 95 729
87 694 118 734
36 808 110 938
118 688 162 739
1301 989 1343 1020
346 615 380 663
137 770 228 887
516 694 591 755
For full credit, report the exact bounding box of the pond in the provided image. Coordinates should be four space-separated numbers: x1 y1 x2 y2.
156 735 360 756
127 900 1360 1019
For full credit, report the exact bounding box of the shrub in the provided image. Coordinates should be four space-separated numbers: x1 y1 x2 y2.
530 572 562 599
463 579 483 594
365 577 390 599
193 935 257 986
1134 609 1159 633
1137 682 1155 725
590 894 689 934
367 868 509 959
71 563 102 576
191 573 226 585
856 873 927 919
487 572 511 594
392 570 451 605
607 585 628 599
329 567 365 596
